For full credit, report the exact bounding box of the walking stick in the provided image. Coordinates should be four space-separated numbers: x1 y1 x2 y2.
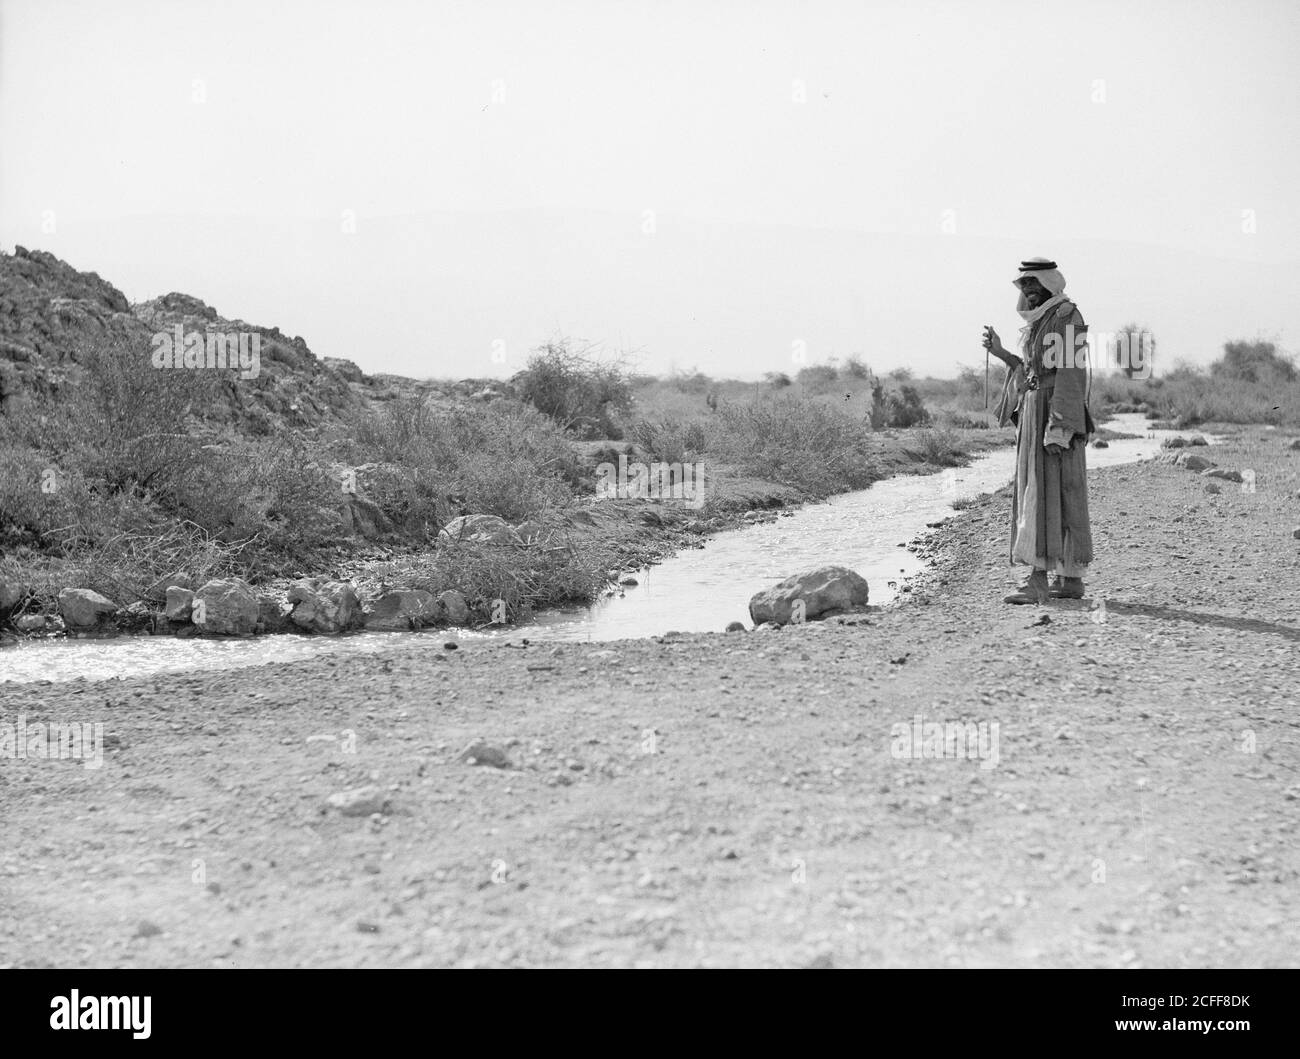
985 346 989 409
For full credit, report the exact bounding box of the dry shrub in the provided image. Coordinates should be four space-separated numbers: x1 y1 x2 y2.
512 340 632 438
710 394 873 494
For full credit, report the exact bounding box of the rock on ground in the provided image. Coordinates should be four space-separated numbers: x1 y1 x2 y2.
457 741 512 768
365 590 437 631
288 580 362 634
257 593 291 634
0 580 27 615
193 579 259 636
436 590 470 624
749 565 870 625
56 588 118 630
324 786 389 817
164 587 195 623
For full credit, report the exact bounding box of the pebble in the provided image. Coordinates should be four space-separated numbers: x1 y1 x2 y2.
325 786 388 817
457 741 512 768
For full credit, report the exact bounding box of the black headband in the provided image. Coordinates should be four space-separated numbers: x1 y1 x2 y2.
1019 260 1058 272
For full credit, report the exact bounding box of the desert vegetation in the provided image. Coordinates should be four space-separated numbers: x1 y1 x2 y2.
0 330 997 624
3 307 1293 631
1091 339 1299 429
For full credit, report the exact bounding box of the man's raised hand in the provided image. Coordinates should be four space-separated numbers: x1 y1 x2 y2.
981 325 1005 358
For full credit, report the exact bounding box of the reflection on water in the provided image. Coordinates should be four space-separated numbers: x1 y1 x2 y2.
0 415 1203 684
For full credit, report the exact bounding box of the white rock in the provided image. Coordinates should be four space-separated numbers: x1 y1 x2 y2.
748 565 869 626
325 786 388 817
193 579 259 636
57 588 118 630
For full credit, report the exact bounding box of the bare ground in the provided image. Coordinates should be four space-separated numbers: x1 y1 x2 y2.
2 428 1298 968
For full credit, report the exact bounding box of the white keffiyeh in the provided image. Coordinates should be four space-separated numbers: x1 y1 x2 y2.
1014 263 1068 348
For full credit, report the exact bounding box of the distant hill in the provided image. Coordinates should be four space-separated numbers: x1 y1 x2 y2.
14 211 1298 382
0 246 436 432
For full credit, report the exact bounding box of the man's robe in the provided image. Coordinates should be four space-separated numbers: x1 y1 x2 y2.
998 300 1095 576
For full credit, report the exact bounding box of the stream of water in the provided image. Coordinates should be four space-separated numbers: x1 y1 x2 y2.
0 415 1205 685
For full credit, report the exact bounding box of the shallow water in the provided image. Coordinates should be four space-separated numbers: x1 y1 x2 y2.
0 415 1206 685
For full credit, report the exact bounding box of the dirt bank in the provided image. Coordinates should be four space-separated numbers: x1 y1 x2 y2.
2 428 1297 968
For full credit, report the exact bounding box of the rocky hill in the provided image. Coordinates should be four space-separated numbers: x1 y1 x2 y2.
0 246 429 432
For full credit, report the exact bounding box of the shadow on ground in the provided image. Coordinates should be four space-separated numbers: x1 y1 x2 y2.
1102 600 1300 643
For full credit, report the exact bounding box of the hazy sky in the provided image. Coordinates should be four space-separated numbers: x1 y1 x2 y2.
2 0 1297 378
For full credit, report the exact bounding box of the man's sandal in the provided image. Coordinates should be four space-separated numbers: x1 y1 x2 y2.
1003 571 1049 605
1048 576 1085 599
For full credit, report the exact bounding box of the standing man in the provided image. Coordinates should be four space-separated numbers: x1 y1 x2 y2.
982 258 1095 603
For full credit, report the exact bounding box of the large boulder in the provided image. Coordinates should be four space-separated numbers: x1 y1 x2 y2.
257 593 291 633
288 579 361 634
364 590 436 631
164 586 196 622
57 588 118 631
118 600 158 633
193 578 259 636
436 589 470 624
748 565 870 626
439 514 522 546
0 580 28 616
1177 452 1216 473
